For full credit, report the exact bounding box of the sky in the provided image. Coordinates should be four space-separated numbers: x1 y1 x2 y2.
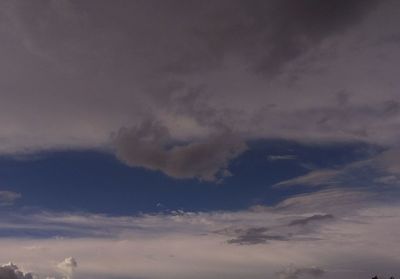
0 0 400 278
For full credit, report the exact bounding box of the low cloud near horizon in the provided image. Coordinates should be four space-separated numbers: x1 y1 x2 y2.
0 188 398 279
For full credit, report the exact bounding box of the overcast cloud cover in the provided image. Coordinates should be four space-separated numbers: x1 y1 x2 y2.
0 0 399 178
1 0 400 279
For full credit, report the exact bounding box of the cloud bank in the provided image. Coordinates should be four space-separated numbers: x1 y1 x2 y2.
0 187 398 279
1 0 399 178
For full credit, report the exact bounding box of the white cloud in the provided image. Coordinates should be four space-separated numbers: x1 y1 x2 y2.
274 170 340 187
0 189 398 279
57 258 77 279
273 148 400 189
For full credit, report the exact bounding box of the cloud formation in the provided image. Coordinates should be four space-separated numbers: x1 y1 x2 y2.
0 188 399 279
114 120 247 181
277 266 325 279
0 263 33 279
227 227 289 245
0 191 21 206
267 155 297 161
273 148 400 189
288 214 334 226
0 0 399 178
274 170 340 187
57 257 77 279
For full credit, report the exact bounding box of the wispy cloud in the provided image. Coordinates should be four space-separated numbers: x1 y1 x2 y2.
268 155 297 161
0 188 398 279
274 148 400 188
0 191 21 206
277 265 325 279
274 170 340 187
288 214 334 226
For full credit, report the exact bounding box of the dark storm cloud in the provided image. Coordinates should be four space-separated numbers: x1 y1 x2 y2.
227 227 289 245
0 263 33 279
288 214 334 226
198 0 378 76
4 0 379 90
143 0 378 76
113 120 247 181
0 0 396 180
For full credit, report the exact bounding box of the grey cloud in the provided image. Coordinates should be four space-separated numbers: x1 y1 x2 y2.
268 155 297 161
227 227 289 245
224 214 335 245
113 120 247 181
277 266 325 279
0 263 33 279
235 0 377 76
288 214 334 226
0 0 398 181
0 260 77 279
5 0 377 76
0 191 21 206
155 0 378 75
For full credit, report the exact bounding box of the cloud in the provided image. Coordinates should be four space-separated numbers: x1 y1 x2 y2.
288 214 334 226
0 188 375 240
0 191 21 206
0 0 395 165
57 257 77 279
0 188 399 279
273 148 400 189
274 170 340 187
277 266 325 279
274 189 375 215
0 260 77 279
224 214 334 245
0 263 33 279
267 155 297 161
230 0 377 76
113 120 247 181
227 227 289 245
